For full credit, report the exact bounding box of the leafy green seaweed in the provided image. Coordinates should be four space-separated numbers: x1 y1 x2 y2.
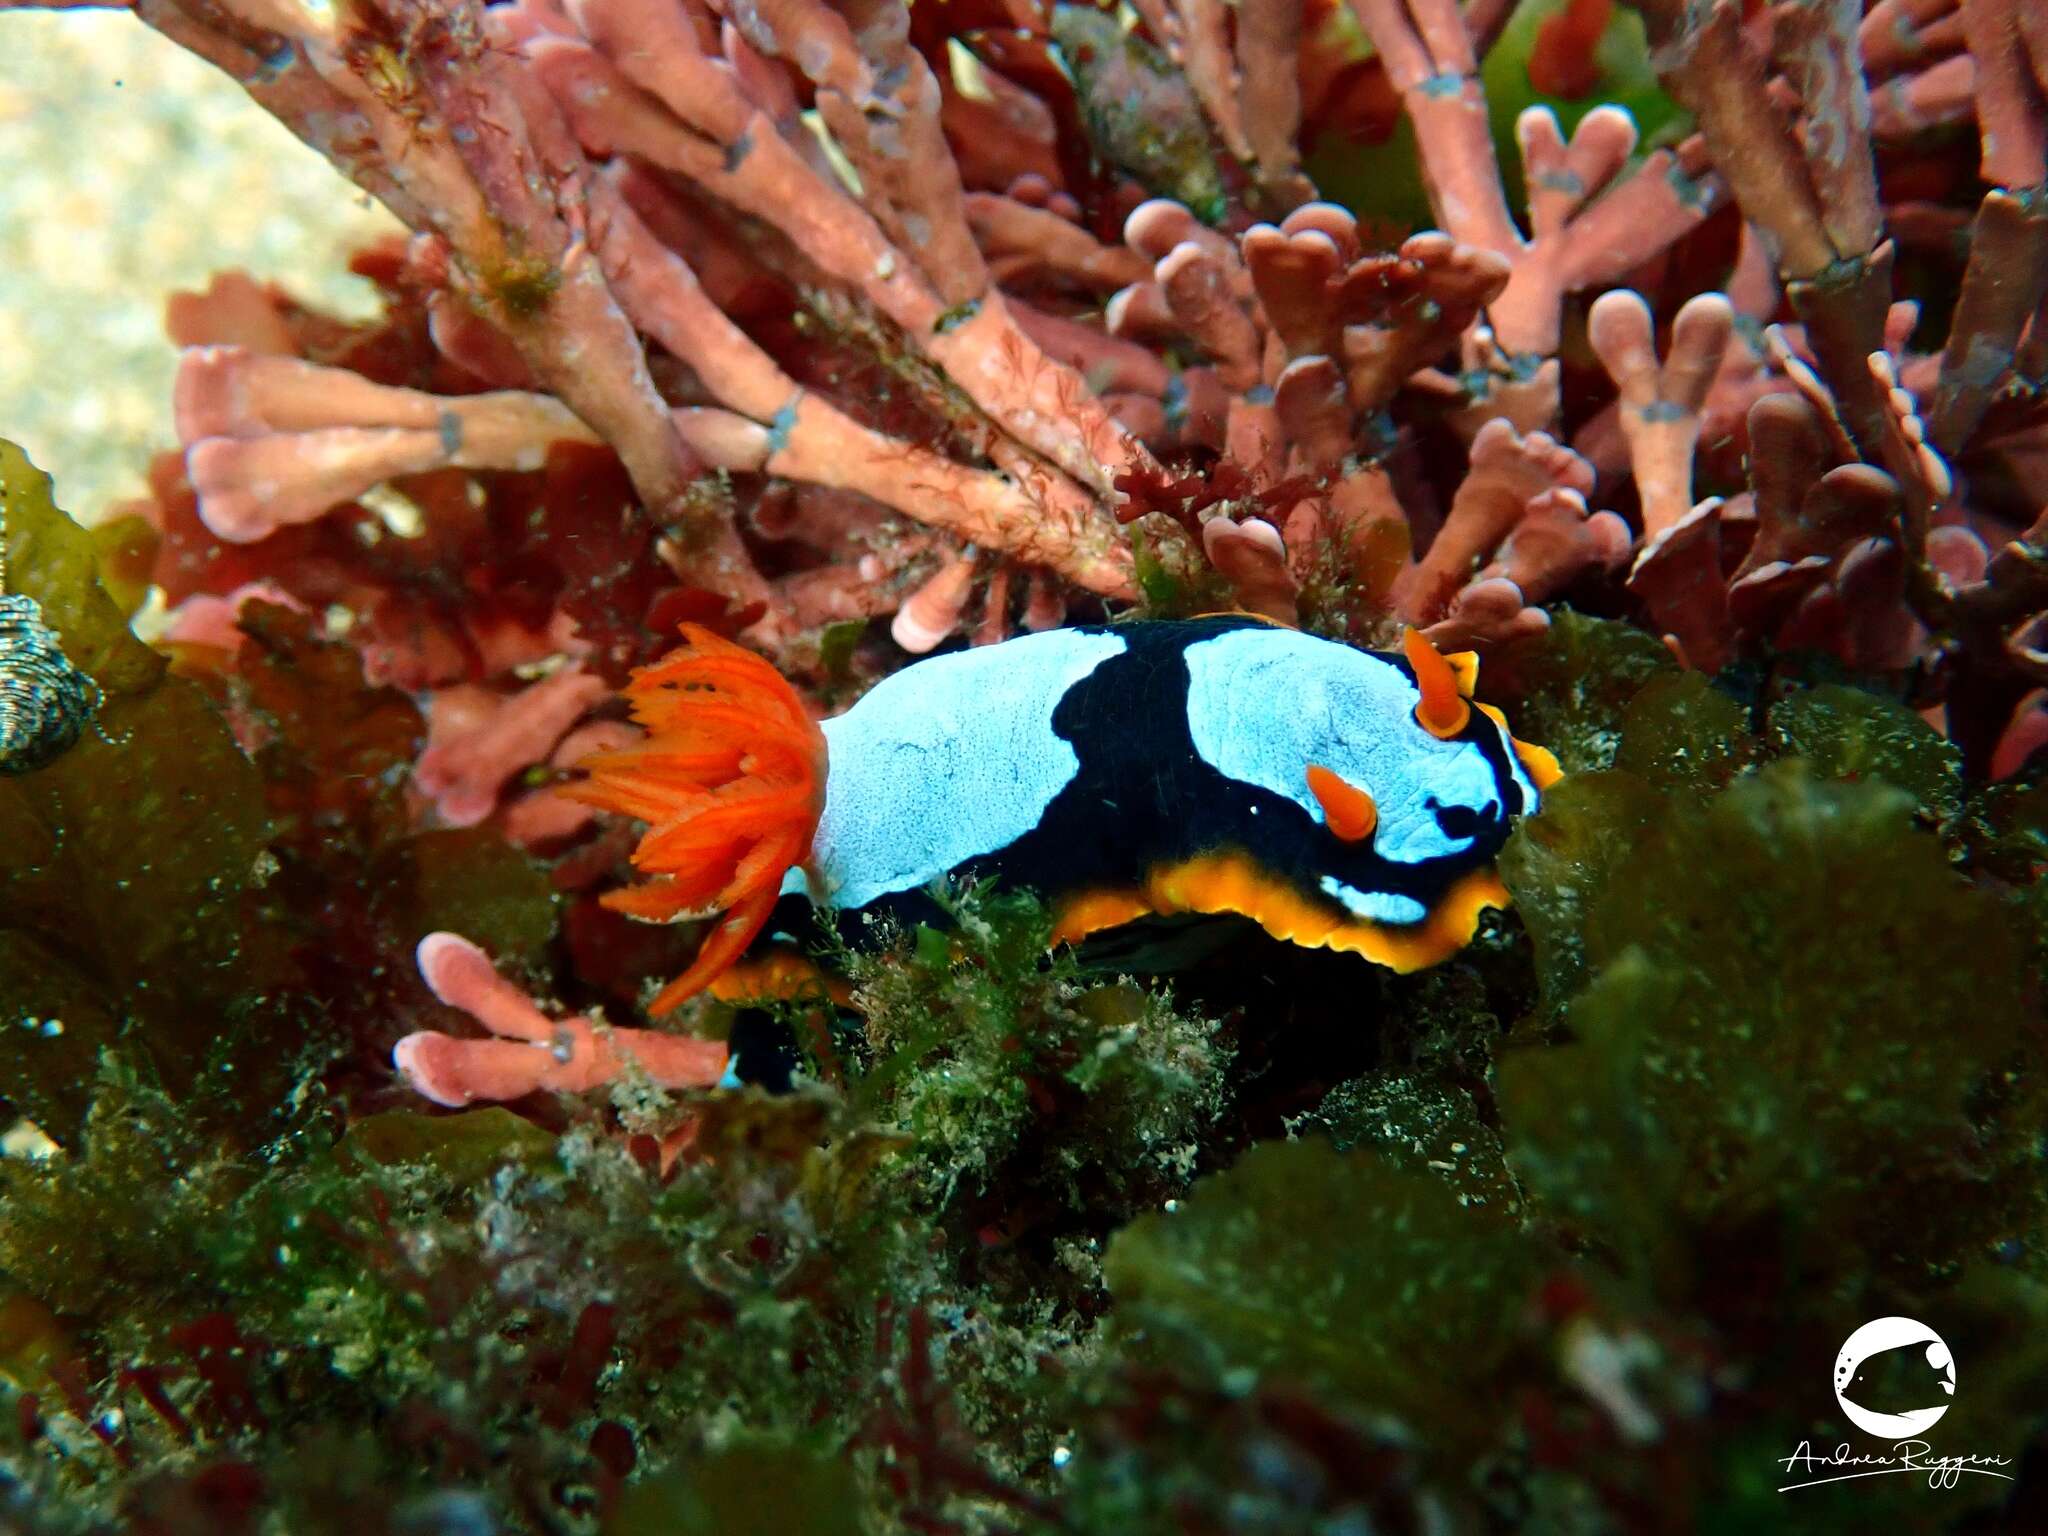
1502 763 2041 1303
0 447 285 1139
1104 1137 1532 1452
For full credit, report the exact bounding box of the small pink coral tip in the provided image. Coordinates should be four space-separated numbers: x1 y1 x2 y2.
397 931 731 1107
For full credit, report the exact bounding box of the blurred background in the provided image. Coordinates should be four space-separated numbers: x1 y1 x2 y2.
0 10 401 520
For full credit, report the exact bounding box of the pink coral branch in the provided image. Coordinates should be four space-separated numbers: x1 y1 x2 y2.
1930 190 2048 454
118 0 801 637
396 931 729 1106
414 667 610 828
966 194 1150 293
1962 0 2048 190
175 346 602 541
1484 490 1633 607
504 720 641 848
1627 498 1735 672
891 545 985 653
1868 51 1976 137
1331 232 1509 414
1237 0 1315 208
337 0 695 511
725 0 989 305
588 175 1135 597
531 21 1154 499
1010 303 1173 398
1774 0 1884 261
1154 243 1265 390
1861 0 1964 80
1392 418 1598 626
1734 393 1900 579
1347 0 1517 252
1202 516 1300 625
1587 289 1735 544
1348 0 1722 384
163 581 309 655
1425 576 1552 650
1630 0 1893 453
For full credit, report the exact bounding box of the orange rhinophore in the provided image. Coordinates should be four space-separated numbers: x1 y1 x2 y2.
1402 627 1472 739
1305 764 1377 843
565 624 828 1013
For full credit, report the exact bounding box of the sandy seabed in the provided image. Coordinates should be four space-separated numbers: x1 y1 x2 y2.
0 12 401 521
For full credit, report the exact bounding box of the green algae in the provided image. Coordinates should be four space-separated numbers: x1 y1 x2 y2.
0 447 283 1140
1766 681 1964 820
0 1059 236 1327
604 1438 867 1536
815 616 867 684
1498 767 1665 1011
1288 1071 1521 1215
343 1107 561 1184
1051 6 1226 223
1503 762 2041 1297
367 828 558 972
847 885 1229 1233
1495 663 2046 1308
1104 1137 1532 1453
1481 608 1679 773
0 440 163 703
1611 671 1759 791
0 466 562 1151
87 513 159 623
1126 523 1237 621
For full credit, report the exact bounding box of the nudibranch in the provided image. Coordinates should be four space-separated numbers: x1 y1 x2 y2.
571 615 1560 1012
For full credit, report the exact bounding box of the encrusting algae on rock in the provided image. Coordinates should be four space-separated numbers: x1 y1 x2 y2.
3 0 2048 1526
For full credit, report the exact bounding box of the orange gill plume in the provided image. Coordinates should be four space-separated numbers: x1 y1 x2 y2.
565 624 828 1013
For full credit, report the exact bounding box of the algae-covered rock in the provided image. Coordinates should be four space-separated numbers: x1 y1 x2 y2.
851 885 1226 1230
0 1058 229 1322
1767 682 1963 821
1498 768 1664 1012
0 439 163 702
1052 6 1225 222
1288 1072 1521 1215
604 1438 867 1536
0 443 287 1139
0 930 123 1125
1499 763 2041 1299
1612 671 1759 792
344 1106 560 1185
1957 776 2048 993
1958 776 2048 884
1103 1137 1533 1445
1481 609 1678 773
